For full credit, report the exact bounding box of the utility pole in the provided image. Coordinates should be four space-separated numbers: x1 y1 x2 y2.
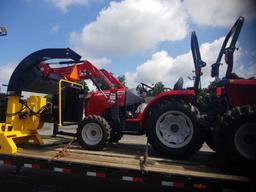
0 26 7 94
0 26 7 36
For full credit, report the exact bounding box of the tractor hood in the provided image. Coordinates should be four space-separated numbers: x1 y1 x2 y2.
7 48 81 96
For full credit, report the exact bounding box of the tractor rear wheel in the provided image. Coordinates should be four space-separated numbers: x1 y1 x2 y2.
147 100 204 158
215 106 256 167
77 115 111 150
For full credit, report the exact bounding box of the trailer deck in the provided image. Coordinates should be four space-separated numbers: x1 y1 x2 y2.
0 135 254 191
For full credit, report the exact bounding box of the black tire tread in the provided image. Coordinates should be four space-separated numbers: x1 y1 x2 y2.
77 115 111 150
147 100 204 159
109 132 123 143
215 105 256 167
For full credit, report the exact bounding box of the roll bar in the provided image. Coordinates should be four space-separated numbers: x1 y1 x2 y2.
211 16 244 79
191 31 206 97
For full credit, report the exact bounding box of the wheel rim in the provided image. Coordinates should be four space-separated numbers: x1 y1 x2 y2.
81 122 103 145
156 110 194 148
234 123 256 160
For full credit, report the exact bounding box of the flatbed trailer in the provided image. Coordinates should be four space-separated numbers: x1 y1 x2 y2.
0 135 254 192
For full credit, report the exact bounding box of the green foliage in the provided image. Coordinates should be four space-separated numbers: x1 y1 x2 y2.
148 81 165 96
196 81 216 112
93 78 109 90
196 88 208 112
117 75 126 87
79 80 89 92
207 81 218 96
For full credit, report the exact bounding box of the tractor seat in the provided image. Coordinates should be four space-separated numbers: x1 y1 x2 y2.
173 77 184 90
125 88 144 106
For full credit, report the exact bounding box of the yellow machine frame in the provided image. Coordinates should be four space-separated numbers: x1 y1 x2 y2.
0 79 83 154
0 96 46 154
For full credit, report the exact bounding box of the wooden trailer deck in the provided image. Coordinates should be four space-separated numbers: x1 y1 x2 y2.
14 136 252 180
0 135 254 191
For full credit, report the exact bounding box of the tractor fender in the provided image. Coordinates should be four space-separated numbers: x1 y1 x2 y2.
140 90 195 130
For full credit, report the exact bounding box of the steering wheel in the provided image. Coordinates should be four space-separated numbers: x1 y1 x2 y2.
136 83 153 97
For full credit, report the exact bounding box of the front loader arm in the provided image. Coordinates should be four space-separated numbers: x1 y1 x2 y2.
38 61 116 90
8 48 81 96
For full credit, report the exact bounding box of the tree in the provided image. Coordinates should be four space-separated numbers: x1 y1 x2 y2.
196 88 208 112
117 75 126 87
79 80 89 92
148 81 165 96
196 81 216 112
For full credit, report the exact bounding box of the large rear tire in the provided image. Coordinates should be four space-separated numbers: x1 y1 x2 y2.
215 106 256 167
77 115 111 150
147 100 204 158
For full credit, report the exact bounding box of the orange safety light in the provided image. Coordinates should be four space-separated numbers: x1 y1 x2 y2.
69 65 80 81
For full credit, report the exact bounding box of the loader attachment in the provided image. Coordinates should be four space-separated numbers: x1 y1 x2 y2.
7 48 81 96
0 48 84 154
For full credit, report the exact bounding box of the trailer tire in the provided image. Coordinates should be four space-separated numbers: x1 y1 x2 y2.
77 115 111 150
147 100 204 158
215 106 256 168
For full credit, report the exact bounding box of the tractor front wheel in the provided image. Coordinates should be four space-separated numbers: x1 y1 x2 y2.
147 101 204 158
109 131 123 143
77 115 111 150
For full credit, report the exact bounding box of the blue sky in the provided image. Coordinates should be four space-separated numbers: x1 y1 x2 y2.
0 0 256 88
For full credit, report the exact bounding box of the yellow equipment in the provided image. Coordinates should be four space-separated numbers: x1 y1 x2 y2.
0 48 84 154
0 96 46 154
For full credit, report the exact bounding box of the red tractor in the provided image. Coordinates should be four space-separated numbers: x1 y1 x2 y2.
192 17 256 166
38 46 206 158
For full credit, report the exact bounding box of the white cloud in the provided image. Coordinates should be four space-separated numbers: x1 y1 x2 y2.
183 0 256 26
84 80 97 92
51 24 60 32
0 63 16 85
68 35 112 68
66 0 256 61
46 0 89 12
87 57 111 68
0 63 16 94
236 63 256 78
69 0 188 55
125 36 245 88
